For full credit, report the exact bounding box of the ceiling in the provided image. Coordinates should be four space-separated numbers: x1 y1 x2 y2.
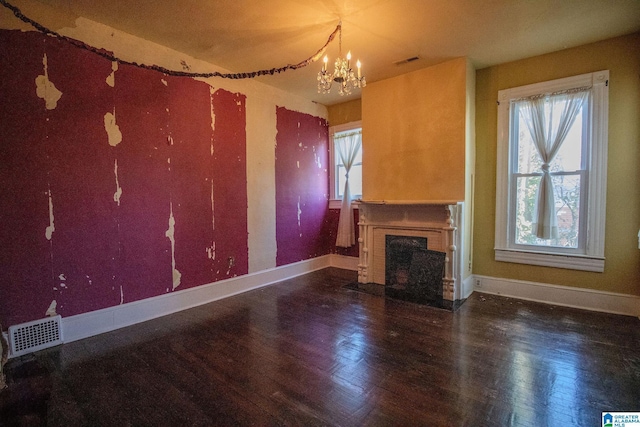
5 0 640 106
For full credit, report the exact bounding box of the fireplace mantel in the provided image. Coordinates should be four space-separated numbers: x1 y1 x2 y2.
357 201 464 308
357 200 462 205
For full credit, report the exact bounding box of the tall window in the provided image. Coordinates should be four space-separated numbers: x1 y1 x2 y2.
330 121 363 201
495 71 608 272
330 121 362 247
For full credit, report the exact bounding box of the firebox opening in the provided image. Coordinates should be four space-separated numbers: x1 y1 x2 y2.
385 235 445 306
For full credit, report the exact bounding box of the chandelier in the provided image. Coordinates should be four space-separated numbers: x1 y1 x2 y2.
317 22 366 96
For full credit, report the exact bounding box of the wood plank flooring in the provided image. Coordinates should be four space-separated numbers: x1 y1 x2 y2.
2 268 640 426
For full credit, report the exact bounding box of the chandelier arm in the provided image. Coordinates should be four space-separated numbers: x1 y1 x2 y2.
0 0 342 80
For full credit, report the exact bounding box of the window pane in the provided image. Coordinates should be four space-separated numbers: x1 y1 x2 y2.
514 174 581 248
552 110 583 172
552 174 581 248
514 175 541 245
337 165 346 197
337 164 362 198
349 164 363 197
334 134 363 166
353 143 363 164
516 114 542 173
515 102 584 174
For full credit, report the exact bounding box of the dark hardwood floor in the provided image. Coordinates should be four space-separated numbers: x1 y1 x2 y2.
2 268 639 426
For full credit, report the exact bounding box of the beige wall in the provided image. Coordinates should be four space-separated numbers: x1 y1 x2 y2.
327 99 362 126
361 57 468 202
473 32 640 295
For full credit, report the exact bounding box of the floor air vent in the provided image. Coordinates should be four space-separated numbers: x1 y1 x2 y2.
9 315 63 357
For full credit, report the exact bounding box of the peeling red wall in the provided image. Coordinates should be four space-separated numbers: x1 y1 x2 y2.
208 89 249 281
0 30 249 327
275 107 331 266
0 32 58 327
44 35 120 315
0 29 334 329
113 63 172 303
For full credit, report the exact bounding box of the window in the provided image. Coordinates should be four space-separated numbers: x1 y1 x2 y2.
329 121 362 208
495 71 608 272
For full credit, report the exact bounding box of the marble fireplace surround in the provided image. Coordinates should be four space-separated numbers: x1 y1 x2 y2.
357 201 464 306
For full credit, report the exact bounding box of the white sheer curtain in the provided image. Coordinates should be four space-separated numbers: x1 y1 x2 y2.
335 131 362 248
518 89 589 239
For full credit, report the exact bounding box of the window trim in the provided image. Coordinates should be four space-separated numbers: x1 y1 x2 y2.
329 120 362 209
495 71 608 272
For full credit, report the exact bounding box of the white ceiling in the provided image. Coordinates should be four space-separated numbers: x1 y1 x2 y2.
5 0 640 106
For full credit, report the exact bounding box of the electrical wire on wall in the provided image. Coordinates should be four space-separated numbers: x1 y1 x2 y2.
0 0 341 79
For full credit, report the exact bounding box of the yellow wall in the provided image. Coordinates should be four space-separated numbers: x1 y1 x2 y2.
327 99 362 126
473 32 640 295
361 57 467 202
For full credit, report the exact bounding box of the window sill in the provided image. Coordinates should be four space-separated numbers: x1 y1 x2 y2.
495 249 604 272
329 199 360 210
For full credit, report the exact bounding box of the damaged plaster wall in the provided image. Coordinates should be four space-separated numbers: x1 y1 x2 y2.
0 6 329 327
275 108 331 266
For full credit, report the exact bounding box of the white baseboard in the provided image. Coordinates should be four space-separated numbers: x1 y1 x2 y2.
460 275 475 300
51 257 640 350
473 274 640 317
329 254 359 271
62 255 332 343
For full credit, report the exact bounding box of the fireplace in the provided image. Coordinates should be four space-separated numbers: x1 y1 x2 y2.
384 235 445 306
357 201 464 310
